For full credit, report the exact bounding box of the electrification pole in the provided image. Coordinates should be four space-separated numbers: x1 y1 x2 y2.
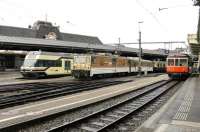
138 21 143 76
118 37 121 54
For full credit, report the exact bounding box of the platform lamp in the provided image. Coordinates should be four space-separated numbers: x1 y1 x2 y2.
138 21 143 76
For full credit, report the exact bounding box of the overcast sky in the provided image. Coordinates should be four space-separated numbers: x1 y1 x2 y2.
0 0 198 50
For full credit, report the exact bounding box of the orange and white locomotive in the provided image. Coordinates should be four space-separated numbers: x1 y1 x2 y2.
166 54 192 79
72 53 154 79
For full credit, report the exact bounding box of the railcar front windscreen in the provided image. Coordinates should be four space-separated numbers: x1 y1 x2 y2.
167 59 174 66
179 59 188 66
23 59 37 67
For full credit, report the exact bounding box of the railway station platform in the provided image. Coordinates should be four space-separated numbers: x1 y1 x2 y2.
136 77 200 132
0 74 168 130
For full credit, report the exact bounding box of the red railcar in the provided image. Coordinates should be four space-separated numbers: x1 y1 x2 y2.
166 54 192 79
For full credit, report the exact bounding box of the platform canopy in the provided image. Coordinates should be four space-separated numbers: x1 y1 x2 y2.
194 0 200 6
0 20 168 60
188 34 200 55
0 35 167 60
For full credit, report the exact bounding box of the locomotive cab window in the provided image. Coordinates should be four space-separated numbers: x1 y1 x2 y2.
74 56 87 64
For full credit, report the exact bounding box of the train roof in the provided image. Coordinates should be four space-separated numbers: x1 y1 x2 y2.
167 53 191 58
74 54 153 62
27 51 74 58
129 57 152 62
75 53 118 57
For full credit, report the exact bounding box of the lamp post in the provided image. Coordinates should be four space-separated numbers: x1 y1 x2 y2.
138 21 143 76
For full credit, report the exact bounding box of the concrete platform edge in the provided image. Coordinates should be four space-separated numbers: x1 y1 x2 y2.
135 78 183 132
0 75 168 129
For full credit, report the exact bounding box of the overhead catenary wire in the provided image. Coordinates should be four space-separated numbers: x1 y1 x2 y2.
134 0 191 51
159 4 193 11
106 41 185 45
135 0 167 31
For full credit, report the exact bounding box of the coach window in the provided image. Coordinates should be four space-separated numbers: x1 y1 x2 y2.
85 57 89 64
35 60 43 67
55 60 62 67
47 61 54 67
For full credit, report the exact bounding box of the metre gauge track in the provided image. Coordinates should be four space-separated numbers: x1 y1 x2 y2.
47 80 179 132
0 79 179 132
0 80 129 109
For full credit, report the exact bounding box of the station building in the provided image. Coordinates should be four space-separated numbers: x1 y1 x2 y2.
0 20 103 71
0 20 169 71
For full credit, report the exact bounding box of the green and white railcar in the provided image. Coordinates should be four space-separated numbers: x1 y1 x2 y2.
21 51 73 78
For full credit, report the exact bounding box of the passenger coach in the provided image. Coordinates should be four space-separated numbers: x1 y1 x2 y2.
153 60 166 73
72 54 154 79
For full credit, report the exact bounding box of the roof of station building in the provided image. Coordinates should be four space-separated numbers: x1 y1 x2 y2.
0 35 166 56
188 34 200 55
0 20 167 59
0 20 102 45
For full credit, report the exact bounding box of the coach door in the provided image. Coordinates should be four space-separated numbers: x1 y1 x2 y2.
128 60 131 73
64 60 71 72
112 58 116 72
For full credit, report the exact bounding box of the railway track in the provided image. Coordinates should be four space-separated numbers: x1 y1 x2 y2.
0 79 179 132
47 80 179 132
1 81 179 132
0 73 163 91
0 81 97 94
0 80 130 109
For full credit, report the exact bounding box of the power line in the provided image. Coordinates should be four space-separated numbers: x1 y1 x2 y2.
135 0 166 31
106 41 185 45
159 4 193 11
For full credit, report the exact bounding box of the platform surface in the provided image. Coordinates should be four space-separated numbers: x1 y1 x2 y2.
0 74 168 129
0 71 74 85
136 77 200 132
